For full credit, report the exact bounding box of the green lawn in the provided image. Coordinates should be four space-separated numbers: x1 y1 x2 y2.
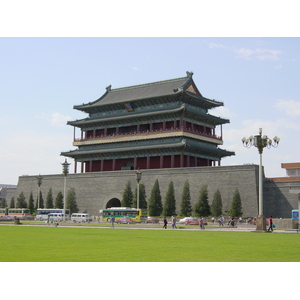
1 225 299 262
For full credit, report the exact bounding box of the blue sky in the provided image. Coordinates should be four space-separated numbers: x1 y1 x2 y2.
1 1 300 185
1 37 299 184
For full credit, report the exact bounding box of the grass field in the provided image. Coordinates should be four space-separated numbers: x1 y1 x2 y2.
1 225 299 262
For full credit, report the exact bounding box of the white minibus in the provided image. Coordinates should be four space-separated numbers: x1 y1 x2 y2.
71 213 92 223
48 213 66 222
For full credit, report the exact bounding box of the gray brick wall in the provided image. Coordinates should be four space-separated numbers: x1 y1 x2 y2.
7 165 263 217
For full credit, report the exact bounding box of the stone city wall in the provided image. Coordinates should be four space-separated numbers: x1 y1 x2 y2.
7 165 261 217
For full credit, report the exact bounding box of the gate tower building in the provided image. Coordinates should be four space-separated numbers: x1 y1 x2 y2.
61 72 235 173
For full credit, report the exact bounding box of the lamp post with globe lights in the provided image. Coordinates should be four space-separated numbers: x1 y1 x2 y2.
242 128 280 231
135 169 142 210
61 158 71 222
36 174 43 209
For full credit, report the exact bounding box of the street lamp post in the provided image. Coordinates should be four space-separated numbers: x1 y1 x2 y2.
135 169 142 210
61 158 71 222
242 128 280 231
36 174 43 209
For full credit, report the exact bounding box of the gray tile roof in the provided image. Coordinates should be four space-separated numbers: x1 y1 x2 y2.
75 75 191 110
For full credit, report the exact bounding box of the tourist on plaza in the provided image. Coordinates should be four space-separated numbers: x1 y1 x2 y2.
218 216 224 226
111 215 115 228
163 217 168 229
268 215 273 232
199 217 205 230
171 216 177 229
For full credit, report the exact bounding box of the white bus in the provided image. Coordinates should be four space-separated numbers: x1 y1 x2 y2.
36 209 70 221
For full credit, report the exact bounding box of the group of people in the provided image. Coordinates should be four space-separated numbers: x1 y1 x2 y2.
163 216 177 229
111 215 276 231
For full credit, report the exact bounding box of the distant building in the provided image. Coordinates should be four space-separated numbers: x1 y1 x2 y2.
266 162 300 182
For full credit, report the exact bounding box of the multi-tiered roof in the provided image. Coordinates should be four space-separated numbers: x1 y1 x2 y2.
61 72 234 172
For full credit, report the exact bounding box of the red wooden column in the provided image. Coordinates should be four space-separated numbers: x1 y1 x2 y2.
187 155 190 167
100 160 104 172
147 157 150 169
180 154 184 167
134 157 138 170
160 155 164 168
74 161 77 173
171 155 175 168
112 159 116 171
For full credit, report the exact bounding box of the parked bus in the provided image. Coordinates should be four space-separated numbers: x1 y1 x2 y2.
292 209 299 219
100 207 147 223
0 208 34 220
36 209 70 221
0 208 8 216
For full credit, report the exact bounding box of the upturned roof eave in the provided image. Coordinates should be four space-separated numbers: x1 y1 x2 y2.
73 75 191 112
67 105 230 127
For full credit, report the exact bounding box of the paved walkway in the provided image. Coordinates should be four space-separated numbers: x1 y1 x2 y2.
1 222 298 233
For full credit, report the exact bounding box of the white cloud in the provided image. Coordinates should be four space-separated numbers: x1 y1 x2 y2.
208 42 282 61
213 106 236 119
130 66 141 71
234 48 282 61
1 130 75 183
275 99 300 117
208 42 228 49
38 112 72 127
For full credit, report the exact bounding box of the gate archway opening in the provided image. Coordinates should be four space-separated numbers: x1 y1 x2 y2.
106 198 121 208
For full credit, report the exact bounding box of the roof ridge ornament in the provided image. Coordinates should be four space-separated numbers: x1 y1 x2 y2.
186 71 193 78
106 85 112 91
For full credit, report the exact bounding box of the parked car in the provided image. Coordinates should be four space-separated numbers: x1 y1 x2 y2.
0 215 14 222
19 214 35 220
147 217 159 223
179 217 200 225
116 217 136 224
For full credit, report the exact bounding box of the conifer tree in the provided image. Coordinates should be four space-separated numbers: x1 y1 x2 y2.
132 183 147 209
0 198 6 208
148 179 163 216
55 191 64 209
229 188 243 217
211 189 223 217
194 185 211 217
16 192 27 208
66 188 79 214
9 197 15 208
121 181 133 207
180 180 192 216
45 188 54 209
163 181 176 217
28 192 35 213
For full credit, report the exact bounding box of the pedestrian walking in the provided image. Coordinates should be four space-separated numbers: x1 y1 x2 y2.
218 216 224 226
199 217 205 230
171 216 177 229
267 215 273 232
163 217 168 229
111 215 115 228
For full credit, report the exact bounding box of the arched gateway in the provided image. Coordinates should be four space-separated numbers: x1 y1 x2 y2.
106 198 121 209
